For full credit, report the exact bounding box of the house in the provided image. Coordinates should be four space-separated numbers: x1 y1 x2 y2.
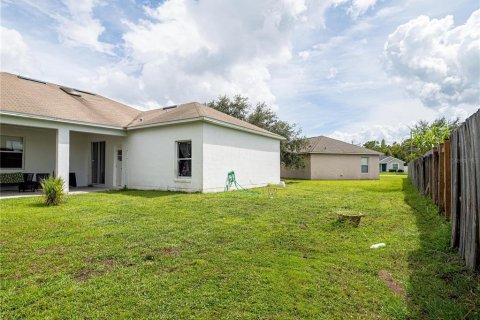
0 72 283 192
281 136 381 180
379 155 406 172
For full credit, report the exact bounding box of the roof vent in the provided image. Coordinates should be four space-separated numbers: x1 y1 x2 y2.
138 117 144 122
163 105 177 111
73 88 95 96
17 75 46 84
60 87 81 97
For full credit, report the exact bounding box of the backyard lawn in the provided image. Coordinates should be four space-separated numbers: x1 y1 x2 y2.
1 175 478 319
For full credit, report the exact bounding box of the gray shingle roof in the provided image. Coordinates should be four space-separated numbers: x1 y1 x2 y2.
0 72 141 127
0 72 282 139
301 136 382 155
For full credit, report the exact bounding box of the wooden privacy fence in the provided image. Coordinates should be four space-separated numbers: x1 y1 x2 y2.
408 109 480 271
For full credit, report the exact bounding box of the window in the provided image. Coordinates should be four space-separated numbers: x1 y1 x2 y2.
361 157 369 173
177 141 192 177
392 163 399 171
0 136 24 169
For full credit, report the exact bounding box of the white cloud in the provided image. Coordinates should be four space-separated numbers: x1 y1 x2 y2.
113 0 334 107
57 0 114 54
384 9 480 110
330 123 411 145
347 0 378 18
18 0 114 54
327 67 338 79
298 50 310 60
334 0 378 19
0 26 37 74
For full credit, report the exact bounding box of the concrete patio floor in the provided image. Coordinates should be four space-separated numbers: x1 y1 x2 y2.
0 186 111 199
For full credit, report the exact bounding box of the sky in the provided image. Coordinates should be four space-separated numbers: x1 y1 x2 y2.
1 0 479 144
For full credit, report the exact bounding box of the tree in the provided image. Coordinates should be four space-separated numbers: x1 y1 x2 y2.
361 117 460 163
207 95 250 121
363 140 380 151
410 117 460 158
207 95 307 169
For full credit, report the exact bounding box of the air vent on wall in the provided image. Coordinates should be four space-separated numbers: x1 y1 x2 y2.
17 75 46 84
163 105 177 110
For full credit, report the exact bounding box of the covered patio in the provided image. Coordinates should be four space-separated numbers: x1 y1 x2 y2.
0 114 127 193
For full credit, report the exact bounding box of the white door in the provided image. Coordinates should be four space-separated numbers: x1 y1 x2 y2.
116 148 122 187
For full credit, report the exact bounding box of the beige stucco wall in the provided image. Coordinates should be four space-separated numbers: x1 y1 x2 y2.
310 154 379 180
280 154 311 179
282 153 380 180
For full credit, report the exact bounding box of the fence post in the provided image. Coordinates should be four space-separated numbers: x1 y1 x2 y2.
432 147 438 204
444 139 451 220
438 143 445 213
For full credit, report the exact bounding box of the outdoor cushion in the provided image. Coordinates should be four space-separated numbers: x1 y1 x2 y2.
0 172 24 184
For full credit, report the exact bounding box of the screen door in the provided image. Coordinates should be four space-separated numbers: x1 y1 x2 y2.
91 141 106 184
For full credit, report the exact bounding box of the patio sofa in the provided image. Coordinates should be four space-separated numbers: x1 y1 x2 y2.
0 172 39 192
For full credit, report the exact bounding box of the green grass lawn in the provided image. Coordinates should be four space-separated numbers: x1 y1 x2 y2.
1 176 478 319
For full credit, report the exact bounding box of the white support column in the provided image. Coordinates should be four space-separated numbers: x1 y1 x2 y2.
56 127 70 192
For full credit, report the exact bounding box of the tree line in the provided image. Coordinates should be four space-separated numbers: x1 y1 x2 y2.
362 118 460 163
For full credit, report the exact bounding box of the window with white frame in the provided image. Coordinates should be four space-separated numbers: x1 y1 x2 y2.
0 135 24 169
177 141 192 177
392 163 399 171
361 157 369 173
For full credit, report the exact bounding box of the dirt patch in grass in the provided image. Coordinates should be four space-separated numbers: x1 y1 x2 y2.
74 258 117 282
167 266 180 273
156 247 181 256
73 267 100 282
379 270 405 296
143 248 181 261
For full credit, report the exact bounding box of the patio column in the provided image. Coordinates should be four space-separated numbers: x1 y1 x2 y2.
56 127 70 192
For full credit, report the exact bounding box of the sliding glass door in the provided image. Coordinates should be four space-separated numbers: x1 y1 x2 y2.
91 141 105 184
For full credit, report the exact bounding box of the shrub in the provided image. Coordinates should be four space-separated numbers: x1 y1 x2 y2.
40 176 65 206
397 169 404 172
388 169 397 172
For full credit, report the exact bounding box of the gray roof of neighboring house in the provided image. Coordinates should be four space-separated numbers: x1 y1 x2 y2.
379 156 406 164
0 72 283 139
301 136 382 155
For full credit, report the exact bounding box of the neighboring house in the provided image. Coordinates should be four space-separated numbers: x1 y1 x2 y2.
281 136 381 180
0 72 283 192
379 155 406 172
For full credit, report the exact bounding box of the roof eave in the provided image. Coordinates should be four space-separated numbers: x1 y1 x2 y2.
126 116 285 140
303 151 382 155
0 110 126 131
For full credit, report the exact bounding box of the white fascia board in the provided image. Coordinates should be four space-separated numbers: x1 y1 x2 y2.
203 118 285 140
306 152 381 156
127 116 285 140
0 111 126 136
